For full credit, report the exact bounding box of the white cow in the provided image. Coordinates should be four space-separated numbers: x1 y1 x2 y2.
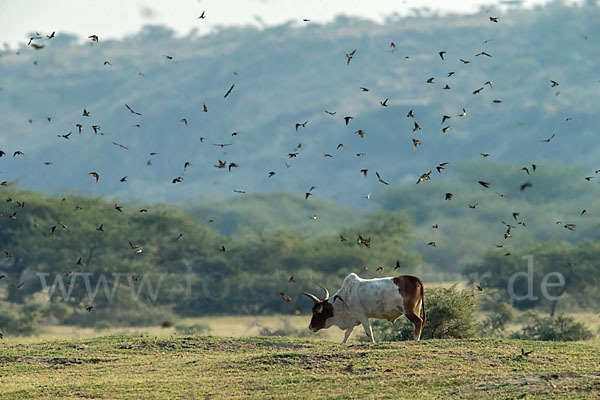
304 273 426 343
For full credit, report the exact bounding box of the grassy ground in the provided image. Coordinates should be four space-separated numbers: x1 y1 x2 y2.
0 335 598 399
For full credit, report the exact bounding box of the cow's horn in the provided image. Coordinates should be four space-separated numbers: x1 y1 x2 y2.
333 295 346 305
303 292 320 303
323 288 329 301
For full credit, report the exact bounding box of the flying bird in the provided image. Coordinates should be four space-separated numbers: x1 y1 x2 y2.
296 121 308 131
412 138 422 150
376 171 389 185
439 51 446 60
128 241 143 253
520 182 533 191
112 142 128 149
345 49 357 65
541 133 556 143
278 291 291 304
357 234 371 248
416 170 432 184
89 172 99 182
224 84 235 98
125 104 142 115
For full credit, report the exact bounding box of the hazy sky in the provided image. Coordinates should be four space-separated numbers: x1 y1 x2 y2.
1 0 555 49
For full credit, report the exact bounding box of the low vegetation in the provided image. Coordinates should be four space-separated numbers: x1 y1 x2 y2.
511 313 595 342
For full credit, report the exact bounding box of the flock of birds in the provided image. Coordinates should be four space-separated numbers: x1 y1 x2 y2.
0 10 596 331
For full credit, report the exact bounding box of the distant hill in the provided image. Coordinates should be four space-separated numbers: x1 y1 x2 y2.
1 2 599 208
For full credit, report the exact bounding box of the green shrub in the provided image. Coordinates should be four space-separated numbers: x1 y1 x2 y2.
510 313 594 341
480 301 516 337
368 285 480 341
0 300 42 336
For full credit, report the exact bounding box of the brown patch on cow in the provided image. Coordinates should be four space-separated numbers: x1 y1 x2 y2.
392 275 426 340
309 300 334 331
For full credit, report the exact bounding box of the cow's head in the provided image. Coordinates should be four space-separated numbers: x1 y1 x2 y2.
304 288 334 332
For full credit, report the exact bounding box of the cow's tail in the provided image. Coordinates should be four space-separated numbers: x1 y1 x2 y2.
417 277 426 329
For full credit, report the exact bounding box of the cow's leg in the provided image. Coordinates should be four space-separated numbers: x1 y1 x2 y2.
342 326 355 344
359 316 375 344
404 311 423 341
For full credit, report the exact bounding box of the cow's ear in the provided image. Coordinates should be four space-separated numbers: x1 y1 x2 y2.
315 304 323 314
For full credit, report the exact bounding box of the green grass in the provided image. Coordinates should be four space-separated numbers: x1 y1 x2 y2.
1 336 599 399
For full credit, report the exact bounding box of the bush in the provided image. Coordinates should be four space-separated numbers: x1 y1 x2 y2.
368 285 480 341
480 301 516 337
510 313 594 341
0 300 42 336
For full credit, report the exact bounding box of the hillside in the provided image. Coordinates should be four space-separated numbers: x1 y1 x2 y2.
0 335 598 399
1 2 599 207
